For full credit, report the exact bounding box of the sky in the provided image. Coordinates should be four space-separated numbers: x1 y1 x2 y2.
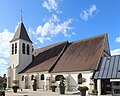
0 0 120 76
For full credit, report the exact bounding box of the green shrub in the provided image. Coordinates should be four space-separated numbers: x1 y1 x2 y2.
78 86 88 91
12 86 19 89
92 89 98 94
50 85 57 88
0 90 5 92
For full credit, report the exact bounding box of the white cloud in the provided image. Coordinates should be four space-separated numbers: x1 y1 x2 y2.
0 29 14 58
111 49 120 55
0 29 14 76
35 18 72 40
28 14 73 44
42 0 58 12
30 1 73 44
37 37 51 43
115 37 120 43
49 14 60 23
0 59 8 65
80 4 97 21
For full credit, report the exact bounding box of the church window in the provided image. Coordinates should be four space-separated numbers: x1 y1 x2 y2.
22 76 24 81
41 74 44 80
15 43 17 54
31 75 34 80
22 43 25 54
78 73 82 84
12 44 14 55
27 44 30 55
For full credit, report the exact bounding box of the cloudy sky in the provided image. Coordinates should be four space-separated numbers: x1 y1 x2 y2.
0 0 120 76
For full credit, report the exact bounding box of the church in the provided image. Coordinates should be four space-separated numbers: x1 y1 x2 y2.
7 20 120 95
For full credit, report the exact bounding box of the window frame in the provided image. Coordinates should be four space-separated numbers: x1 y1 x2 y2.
41 74 44 80
21 76 24 81
15 43 17 54
31 75 34 80
78 73 82 84
22 43 25 54
27 44 30 55
12 44 14 55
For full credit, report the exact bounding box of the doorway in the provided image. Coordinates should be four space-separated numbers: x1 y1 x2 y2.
101 79 111 95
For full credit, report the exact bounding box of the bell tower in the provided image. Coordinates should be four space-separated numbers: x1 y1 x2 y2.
8 20 32 84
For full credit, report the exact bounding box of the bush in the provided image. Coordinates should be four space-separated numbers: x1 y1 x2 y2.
0 90 5 93
59 78 65 87
50 85 57 88
78 86 88 91
12 86 19 89
0 90 5 96
92 89 98 94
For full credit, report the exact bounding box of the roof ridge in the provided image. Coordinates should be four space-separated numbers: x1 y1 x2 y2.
34 40 68 51
71 33 107 43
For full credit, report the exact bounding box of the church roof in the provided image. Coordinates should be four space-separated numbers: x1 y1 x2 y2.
19 41 68 73
10 22 32 43
19 34 108 74
51 34 106 73
92 55 120 79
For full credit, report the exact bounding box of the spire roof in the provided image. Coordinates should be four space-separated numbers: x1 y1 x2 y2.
10 22 32 43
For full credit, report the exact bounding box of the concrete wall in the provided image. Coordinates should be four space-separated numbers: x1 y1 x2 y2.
18 39 32 72
9 39 32 85
65 71 94 92
19 71 94 95
19 73 50 89
10 40 19 69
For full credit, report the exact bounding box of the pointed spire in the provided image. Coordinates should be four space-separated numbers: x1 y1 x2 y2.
20 9 23 22
10 22 32 43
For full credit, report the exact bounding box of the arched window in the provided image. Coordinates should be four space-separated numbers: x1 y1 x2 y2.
22 43 25 54
22 76 24 81
31 75 34 80
15 43 17 54
78 73 82 84
27 44 30 55
12 44 14 55
55 75 64 81
41 74 44 80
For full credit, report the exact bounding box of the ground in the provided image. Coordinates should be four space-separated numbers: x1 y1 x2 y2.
5 89 111 96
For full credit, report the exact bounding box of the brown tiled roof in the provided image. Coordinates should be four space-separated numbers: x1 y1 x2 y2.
19 34 107 74
51 34 106 73
19 41 68 73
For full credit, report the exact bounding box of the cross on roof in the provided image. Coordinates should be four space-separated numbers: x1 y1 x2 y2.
20 9 23 22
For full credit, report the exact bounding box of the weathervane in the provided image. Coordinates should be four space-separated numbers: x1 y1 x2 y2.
20 9 23 22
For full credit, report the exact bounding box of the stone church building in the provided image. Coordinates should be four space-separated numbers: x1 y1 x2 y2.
7 20 120 95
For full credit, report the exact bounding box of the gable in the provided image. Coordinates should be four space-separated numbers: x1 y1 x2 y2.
103 34 111 55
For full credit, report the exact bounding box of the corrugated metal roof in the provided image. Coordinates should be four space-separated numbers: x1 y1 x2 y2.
92 55 120 79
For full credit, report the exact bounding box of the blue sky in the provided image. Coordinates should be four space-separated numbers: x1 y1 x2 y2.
0 0 120 76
